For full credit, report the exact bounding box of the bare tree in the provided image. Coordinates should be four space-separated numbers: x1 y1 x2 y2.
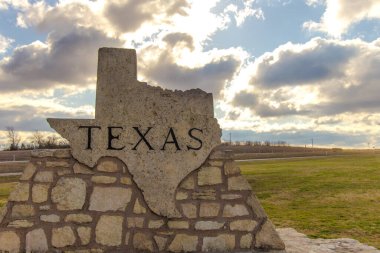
30 130 45 148
6 126 21 150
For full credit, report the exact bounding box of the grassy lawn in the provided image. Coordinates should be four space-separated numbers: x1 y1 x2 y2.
0 176 19 208
239 154 380 249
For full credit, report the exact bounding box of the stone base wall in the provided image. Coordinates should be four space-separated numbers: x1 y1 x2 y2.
0 149 285 252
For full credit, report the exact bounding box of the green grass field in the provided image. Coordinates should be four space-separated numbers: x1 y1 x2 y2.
0 176 19 207
239 154 380 249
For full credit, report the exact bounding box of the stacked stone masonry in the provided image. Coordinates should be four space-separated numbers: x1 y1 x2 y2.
0 149 285 252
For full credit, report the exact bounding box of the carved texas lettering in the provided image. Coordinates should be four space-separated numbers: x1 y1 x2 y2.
78 126 204 151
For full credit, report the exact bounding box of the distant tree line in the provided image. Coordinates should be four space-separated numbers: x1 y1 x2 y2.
223 140 289 147
4 127 69 151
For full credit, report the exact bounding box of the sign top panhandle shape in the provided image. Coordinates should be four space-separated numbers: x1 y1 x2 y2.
48 48 221 217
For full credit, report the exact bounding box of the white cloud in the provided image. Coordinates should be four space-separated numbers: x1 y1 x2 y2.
304 0 380 37
0 35 13 53
224 0 264 27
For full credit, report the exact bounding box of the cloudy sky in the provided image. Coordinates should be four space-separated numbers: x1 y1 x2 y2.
0 0 380 148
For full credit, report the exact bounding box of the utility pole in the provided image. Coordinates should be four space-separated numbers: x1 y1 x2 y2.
229 133 232 145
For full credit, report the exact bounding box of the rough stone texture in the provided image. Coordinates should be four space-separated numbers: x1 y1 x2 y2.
78 226 91 245
65 214 93 223
199 202 220 217
224 161 241 175
73 162 94 174
48 48 221 217
20 163 36 180
195 221 225 230
127 217 144 228
51 177 86 210
95 215 123 246
278 227 380 253
148 219 165 229
52 226 76 248
41 214 60 222
26 228 48 252
198 166 222 186
169 234 198 252
46 160 70 168
91 175 117 184
34 171 54 182
241 234 253 249
202 234 235 252
96 160 119 172
0 231 20 252
154 236 168 251
168 220 189 229
8 219 34 228
230 220 257 231
8 183 29 201
223 204 250 217
133 232 154 252
133 199 146 214
32 184 49 203
89 187 132 211
11 204 35 218
228 175 252 191
256 220 286 250
181 203 197 218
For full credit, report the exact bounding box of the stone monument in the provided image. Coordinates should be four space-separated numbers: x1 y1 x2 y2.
0 48 286 252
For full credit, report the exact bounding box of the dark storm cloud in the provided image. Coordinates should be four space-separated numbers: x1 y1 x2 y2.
232 91 257 108
143 52 240 96
252 38 358 88
0 27 123 92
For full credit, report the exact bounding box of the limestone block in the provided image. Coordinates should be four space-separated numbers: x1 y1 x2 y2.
57 169 72 176
180 176 195 190
20 163 36 181
195 221 224 230
96 160 119 172
168 220 189 229
11 204 35 218
181 203 197 218
209 160 223 167
127 217 144 228
0 231 20 252
65 214 93 223
198 166 222 186
77 226 91 245
91 175 117 184
199 203 220 217
133 199 146 214
52 177 86 210
223 204 249 217
148 219 165 229
41 214 60 223
26 228 48 252
133 232 154 252
192 189 216 200
154 236 168 251
168 234 198 252
89 187 131 211
224 161 240 175
8 219 34 228
221 193 242 200
32 184 49 203
120 176 132 184
39 205 50 210
255 220 285 250
46 160 70 168
8 183 29 202
53 149 71 158
31 149 54 157
96 215 123 246
230 219 257 231
176 191 188 200
34 171 54 182
52 226 76 248
125 232 130 245
202 234 235 252
73 162 94 174
228 175 252 191
240 234 253 248
247 194 267 219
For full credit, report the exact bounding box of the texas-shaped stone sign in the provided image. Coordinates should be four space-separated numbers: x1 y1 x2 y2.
48 48 221 217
